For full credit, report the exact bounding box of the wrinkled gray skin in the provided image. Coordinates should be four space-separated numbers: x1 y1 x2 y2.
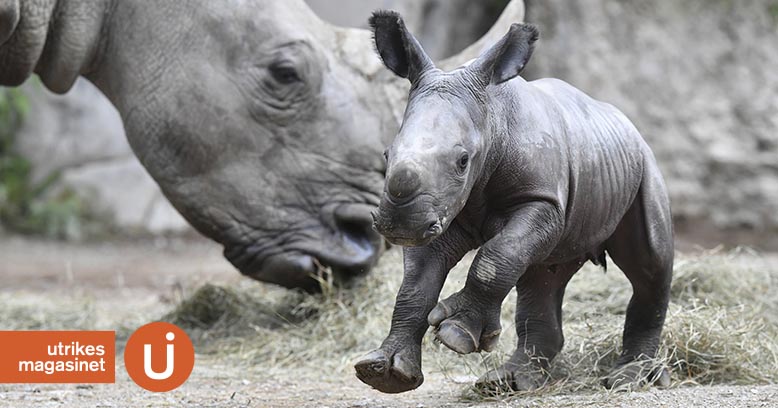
355 11 674 394
0 0 523 291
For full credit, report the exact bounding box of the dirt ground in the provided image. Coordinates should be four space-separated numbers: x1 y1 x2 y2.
1 235 777 407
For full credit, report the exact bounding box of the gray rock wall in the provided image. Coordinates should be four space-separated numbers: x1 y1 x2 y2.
523 0 778 241
11 1 778 243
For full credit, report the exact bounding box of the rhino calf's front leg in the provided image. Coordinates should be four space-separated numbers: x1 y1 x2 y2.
428 203 563 355
355 224 472 393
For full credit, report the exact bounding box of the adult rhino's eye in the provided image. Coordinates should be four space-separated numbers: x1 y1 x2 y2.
269 63 300 84
457 153 469 171
383 149 389 161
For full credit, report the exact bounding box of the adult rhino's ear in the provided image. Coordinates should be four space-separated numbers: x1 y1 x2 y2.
369 10 434 84
468 23 539 87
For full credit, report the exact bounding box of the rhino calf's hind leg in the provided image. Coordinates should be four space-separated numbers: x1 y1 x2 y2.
604 162 674 389
476 262 580 393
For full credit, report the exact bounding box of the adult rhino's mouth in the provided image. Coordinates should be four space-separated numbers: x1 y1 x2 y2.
224 203 383 292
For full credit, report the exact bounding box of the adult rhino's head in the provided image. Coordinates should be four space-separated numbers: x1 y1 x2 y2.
0 0 524 290
1 0 398 290
99 1 401 291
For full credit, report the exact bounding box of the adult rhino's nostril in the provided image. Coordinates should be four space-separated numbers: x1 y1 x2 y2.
328 203 384 276
387 164 421 201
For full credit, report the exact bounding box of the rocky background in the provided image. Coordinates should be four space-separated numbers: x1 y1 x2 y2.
523 0 778 247
6 0 778 248
13 79 187 235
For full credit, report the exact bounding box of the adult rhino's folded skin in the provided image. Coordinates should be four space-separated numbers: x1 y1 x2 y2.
0 0 109 92
0 0 21 45
0 0 527 290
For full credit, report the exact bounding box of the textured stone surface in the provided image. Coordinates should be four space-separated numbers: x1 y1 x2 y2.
12 1 778 242
523 0 778 238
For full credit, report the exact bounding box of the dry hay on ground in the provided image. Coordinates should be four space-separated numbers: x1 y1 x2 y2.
159 247 778 401
0 247 774 402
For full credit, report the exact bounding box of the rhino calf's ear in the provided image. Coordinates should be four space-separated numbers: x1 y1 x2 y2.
369 10 434 83
469 23 540 86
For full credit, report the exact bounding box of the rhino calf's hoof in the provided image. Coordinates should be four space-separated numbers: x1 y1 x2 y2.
354 346 423 393
428 293 502 354
603 361 670 390
475 361 549 394
434 322 479 354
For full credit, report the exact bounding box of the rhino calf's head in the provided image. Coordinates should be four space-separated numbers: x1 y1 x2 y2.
370 11 539 246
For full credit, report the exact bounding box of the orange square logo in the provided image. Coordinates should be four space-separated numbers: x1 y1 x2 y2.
0 331 115 383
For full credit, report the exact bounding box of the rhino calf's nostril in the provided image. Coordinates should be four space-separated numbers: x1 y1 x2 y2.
424 221 442 238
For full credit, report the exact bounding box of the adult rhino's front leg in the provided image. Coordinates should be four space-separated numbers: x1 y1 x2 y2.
355 223 472 393
428 202 564 356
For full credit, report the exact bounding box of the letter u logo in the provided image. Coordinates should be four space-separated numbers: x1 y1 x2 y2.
125 322 194 392
143 332 175 380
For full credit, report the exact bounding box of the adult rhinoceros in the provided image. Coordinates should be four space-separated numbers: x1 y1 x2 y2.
0 0 524 290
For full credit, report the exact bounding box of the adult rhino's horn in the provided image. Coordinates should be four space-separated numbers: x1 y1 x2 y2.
439 0 526 71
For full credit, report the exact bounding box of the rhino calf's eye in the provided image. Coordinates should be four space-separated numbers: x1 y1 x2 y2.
269 63 301 84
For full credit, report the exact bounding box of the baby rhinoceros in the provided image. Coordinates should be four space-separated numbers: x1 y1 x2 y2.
354 11 674 394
